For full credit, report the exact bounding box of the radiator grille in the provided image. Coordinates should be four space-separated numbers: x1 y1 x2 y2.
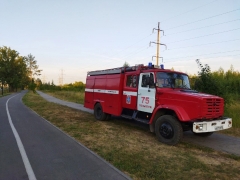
202 98 223 119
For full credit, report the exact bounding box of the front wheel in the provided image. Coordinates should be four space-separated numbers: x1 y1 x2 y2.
155 115 183 145
94 103 107 121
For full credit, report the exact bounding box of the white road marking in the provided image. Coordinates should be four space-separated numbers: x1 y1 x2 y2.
6 95 37 180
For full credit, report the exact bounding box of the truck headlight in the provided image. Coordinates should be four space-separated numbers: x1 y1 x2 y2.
228 120 232 127
196 124 203 131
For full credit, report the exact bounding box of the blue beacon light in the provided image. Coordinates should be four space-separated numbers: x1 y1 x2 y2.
148 62 152 68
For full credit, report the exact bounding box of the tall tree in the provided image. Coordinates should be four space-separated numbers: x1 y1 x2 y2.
25 54 42 80
0 47 41 92
0 46 24 91
123 61 130 67
0 48 5 95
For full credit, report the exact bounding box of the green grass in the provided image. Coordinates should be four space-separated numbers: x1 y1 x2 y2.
23 92 240 180
42 90 85 104
225 102 240 128
0 91 13 97
220 102 240 137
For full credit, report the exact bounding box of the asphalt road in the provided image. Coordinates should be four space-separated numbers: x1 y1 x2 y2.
0 91 131 180
37 91 240 157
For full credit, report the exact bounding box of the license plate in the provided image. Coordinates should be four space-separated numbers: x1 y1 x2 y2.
215 126 223 131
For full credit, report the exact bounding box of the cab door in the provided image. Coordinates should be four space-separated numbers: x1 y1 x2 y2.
137 72 156 113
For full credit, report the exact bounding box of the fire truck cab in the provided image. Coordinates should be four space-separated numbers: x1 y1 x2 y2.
84 64 232 145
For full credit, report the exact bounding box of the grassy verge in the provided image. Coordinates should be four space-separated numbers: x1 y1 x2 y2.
23 92 240 180
225 102 240 128
220 102 240 137
0 94 10 98
0 92 13 98
41 90 240 137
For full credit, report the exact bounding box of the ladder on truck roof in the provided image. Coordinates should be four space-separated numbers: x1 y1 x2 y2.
87 64 144 76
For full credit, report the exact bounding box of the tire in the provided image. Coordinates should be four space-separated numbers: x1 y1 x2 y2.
193 132 214 137
94 103 107 121
155 115 183 145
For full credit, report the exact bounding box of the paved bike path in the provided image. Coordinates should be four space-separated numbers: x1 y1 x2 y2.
0 91 131 180
37 91 93 114
37 91 240 156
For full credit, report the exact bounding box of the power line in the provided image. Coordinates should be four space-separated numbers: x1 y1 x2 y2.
167 28 240 44
80 38 240 72
164 49 240 60
77 9 240 70
120 46 150 60
117 9 240 62
165 8 240 31
71 9 240 74
77 34 154 70
161 0 219 23
166 53 240 63
72 45 151 74
118 33 153 53
165 19 240 36
193 53 240 59
166 39 240 51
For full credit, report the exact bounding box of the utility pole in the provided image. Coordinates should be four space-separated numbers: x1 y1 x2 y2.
150 22 167 66
58 76 61 86
42 75 46 84
152 56 163 63
59 69 65 86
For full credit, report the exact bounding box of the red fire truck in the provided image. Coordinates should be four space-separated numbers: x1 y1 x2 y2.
84 64 232 145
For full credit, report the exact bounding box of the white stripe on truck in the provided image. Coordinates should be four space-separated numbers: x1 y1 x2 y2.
85 88 94 92
123 91 137 96
85 89 137 96
85 88 119 94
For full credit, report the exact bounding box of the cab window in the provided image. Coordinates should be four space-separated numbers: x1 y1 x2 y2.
141 73 155 88
126 75 138 88
141 74 149 88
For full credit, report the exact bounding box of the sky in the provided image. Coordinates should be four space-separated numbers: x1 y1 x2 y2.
1 0 240 85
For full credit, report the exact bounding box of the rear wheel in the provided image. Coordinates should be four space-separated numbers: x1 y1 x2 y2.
193 132 214 137
155 115 183 145
94 103 107 121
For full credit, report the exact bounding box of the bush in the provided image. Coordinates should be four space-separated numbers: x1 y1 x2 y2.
192 60 239 106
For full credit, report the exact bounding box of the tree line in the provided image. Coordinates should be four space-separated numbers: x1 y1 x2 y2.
2 47 237 106
38 59 239 106
0 46 41 94
38 81 85 91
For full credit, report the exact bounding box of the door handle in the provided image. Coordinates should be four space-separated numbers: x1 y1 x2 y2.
138 93 141 95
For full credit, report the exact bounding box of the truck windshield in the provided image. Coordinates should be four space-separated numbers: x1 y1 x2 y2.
156 72 190 89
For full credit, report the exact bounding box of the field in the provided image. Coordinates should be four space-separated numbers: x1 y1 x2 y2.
23 91 240 180
220 102 240 137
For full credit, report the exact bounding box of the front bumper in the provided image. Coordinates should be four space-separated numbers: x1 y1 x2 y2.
193 117 232 133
